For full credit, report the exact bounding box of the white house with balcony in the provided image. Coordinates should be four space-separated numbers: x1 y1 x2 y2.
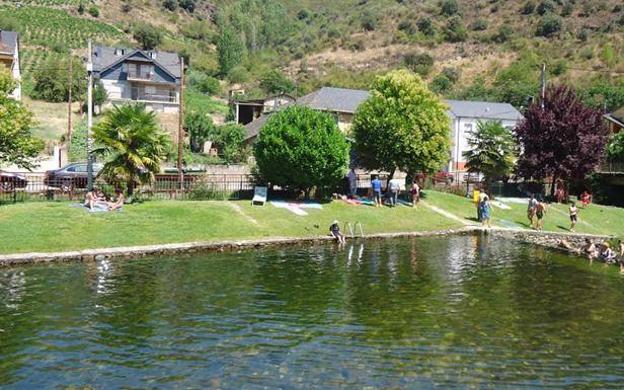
91 45 181 113
0 30 21 100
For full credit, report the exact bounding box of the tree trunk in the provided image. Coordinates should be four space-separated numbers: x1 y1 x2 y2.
127 179 134 199
387 167 396 191
550 173 558 199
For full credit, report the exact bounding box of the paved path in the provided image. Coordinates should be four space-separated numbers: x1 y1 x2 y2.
421 201 478 226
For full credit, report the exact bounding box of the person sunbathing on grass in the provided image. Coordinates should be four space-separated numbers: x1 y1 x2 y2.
107 189 125 211
329 220 346 244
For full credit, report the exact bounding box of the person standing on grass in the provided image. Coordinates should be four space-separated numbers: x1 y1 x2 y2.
535 199 546 230
388 178 400 207
569 202 578 232
473 187 481 221
348 168 358 198
371 175 382 207
527 194 538 228
410 181 420 207
480 195 492 228
478 190 487 222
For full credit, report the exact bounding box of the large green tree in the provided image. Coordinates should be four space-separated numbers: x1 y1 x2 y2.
213 123 247 164
217 27 245 76
254 106 350 196
0 71 43 170
352 69 450 178
463 121 517 189
32 57 86 103
93 104 170 197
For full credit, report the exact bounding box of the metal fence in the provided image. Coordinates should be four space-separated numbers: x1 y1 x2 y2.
0 173 254 204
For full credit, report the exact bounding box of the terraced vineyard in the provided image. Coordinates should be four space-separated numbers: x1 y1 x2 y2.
0 5 122 49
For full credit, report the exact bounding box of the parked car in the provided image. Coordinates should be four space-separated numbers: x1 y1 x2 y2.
44 163 103 190
0 171 28 191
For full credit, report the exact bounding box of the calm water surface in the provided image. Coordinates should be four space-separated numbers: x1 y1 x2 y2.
2 235 624 388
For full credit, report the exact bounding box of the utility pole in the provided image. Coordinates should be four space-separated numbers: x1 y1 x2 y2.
87 39 94 191
177 56 185 191
540 63 546 110
67 54 73 149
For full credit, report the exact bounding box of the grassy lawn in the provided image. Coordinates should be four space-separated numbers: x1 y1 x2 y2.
424 190 624 237
2 191 624 255
0 199 460 254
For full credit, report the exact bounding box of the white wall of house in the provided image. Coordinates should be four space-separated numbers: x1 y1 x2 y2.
448 117 519 173
8 48 20 101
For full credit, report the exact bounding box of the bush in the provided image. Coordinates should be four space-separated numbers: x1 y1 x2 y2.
430 74 453 94
32 57 86 103
227 66 250 83
188 71 221 95
417 17 436 36
444 16 467 42
398 20 416 35
537 0 556 15
213 123 248 164
254 106 350 195
185 112 214 152
259 70 295 94
471 19 488 31
178 0 196 12
561 1 574 16
521 1 535 14
440 0 460 16
491 25 513 43
361 11 378 31
536 14 563 37
441 67 459 83
88 6 99 17
77 2 85 14
163 0 177 11
403 52 434 76
133 23 163 50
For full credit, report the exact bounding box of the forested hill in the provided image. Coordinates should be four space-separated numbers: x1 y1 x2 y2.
1 0 624 110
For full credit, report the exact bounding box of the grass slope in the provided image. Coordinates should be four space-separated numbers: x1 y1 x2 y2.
0 198 459 254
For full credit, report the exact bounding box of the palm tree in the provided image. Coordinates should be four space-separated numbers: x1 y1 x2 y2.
463 120 517 192
93 104 170 198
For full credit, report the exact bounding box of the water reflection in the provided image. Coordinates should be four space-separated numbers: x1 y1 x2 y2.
1 236 624 388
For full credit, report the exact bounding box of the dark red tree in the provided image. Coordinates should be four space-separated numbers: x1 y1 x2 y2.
515 85 609 195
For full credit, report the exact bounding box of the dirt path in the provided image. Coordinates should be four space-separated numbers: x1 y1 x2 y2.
225 202 260 226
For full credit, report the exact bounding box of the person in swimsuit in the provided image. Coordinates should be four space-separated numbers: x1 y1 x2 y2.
569 202 578 232
535 200 546 230
410 182 420 207
329 220 345 244
107 189 125 211
527 194 538 228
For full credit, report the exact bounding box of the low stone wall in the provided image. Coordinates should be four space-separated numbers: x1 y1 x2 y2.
0 227 613 268
0 227 474 268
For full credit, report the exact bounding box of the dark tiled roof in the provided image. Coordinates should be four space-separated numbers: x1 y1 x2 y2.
0 30 18 55
605 107 624 129
91 45 181 78
446 100 523 121
244 114 271 141
297 87 370 114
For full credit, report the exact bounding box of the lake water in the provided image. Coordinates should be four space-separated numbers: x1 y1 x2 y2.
1 235 624 388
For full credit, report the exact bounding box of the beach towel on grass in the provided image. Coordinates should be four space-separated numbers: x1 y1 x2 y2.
70 203 121 213
271 201 323 216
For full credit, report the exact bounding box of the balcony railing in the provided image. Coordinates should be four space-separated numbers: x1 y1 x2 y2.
130 87 177 103
127 70 155 81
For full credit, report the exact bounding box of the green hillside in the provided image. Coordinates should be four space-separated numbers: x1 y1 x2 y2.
1 0 623 109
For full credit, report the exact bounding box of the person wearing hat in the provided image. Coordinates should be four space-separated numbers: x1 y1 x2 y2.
329 220 345 244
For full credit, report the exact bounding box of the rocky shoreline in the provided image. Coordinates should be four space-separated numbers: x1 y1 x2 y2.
0 227 612 268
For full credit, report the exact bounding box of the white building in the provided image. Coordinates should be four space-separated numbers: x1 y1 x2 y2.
0 30 21 100
91 45 181 113
446 100 523 174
